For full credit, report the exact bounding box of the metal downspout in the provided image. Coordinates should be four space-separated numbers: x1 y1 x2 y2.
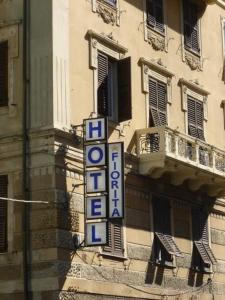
23 0 32 299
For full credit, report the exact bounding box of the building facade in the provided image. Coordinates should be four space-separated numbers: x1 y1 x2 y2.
1 0 225 299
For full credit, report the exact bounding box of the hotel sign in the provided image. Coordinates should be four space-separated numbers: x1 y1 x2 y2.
83 117 124 246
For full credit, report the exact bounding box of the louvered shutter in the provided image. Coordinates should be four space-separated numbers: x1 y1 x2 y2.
187 96 204 140
146 0 156 28
0 175 8 252
0 41 8 107
192 208 217 267
118 57 132 122
98 52 109 116
149 78 167 127
183 0 200 53
103 219 124 256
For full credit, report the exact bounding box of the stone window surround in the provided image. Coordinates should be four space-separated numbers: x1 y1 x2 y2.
180 1 203 71
87 29 131 135
0 21 19 117
179 78 209 139
140 57 174 128
143 0 168 52
92 0 120 26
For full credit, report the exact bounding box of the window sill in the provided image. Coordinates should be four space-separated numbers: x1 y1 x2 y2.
0 106 9 116
155 260 176 269
147 25 165 38
100 251 127 261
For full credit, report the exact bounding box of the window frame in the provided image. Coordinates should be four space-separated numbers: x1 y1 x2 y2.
88 30 131 129
140 57 174 128
179 78 209 140
150 195 183 268
143 0 168 52
180 0 203 70
0 23 19 116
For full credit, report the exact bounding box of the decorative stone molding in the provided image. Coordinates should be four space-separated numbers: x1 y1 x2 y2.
96 1 116 25
147 30 166 51
92 0 120 26
185 51 201 71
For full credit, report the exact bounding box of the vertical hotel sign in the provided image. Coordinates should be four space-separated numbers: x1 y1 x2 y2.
83 117 124 246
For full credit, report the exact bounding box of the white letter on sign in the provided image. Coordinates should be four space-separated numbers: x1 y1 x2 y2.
108 143 124 218
85 144 106 167
86 170 106 193
86 222 107 246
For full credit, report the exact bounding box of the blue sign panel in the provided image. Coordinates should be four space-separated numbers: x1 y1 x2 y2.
108 142 124 218
86 195 107 219
84 117 107 142
85 143 106 167
86 221 107 246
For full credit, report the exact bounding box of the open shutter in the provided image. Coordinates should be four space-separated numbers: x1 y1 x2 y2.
0 175 8 252
196 101 205 140
98 52 109 116
118 57 132 122
0 41 8 107
149 78 167 127
157 81 167 125
103 219 124 256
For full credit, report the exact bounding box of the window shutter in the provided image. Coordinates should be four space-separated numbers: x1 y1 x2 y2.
146 0 156 28
0 41 8 107
118 57 132 122
149 78 167 127
183 0 199 53
103 219 124 256
187 96 204 140
155 0 164 33
0 175 8 252
98 52 109 116
105 0 117 6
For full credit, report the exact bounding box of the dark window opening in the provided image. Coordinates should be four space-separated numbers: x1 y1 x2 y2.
0 175 8 252
97 52 132 123
146 0 165 34
0 41 8 107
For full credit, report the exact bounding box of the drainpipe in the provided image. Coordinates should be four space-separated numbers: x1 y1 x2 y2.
23 0 32 299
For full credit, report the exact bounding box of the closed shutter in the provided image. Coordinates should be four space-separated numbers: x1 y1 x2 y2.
149 78 167 127
98 52 109 116
103 219 124 256
146 0 164 33
187 96 205 140
0 175 8 252
0 41 8 107
192 208 217 267
183 0 200 53
118 57 132 122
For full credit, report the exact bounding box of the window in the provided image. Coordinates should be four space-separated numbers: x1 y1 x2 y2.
104 0 117 6
183 0 200 54
149 77 167 127
152 196 183 267
146 0 164 34
103 219 124 257
0 175 8 252
0 41 8 107
187 95 204 140
191 208 216 273
97 51 131 122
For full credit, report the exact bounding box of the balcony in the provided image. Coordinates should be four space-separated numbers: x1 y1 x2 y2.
136 127 225 197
